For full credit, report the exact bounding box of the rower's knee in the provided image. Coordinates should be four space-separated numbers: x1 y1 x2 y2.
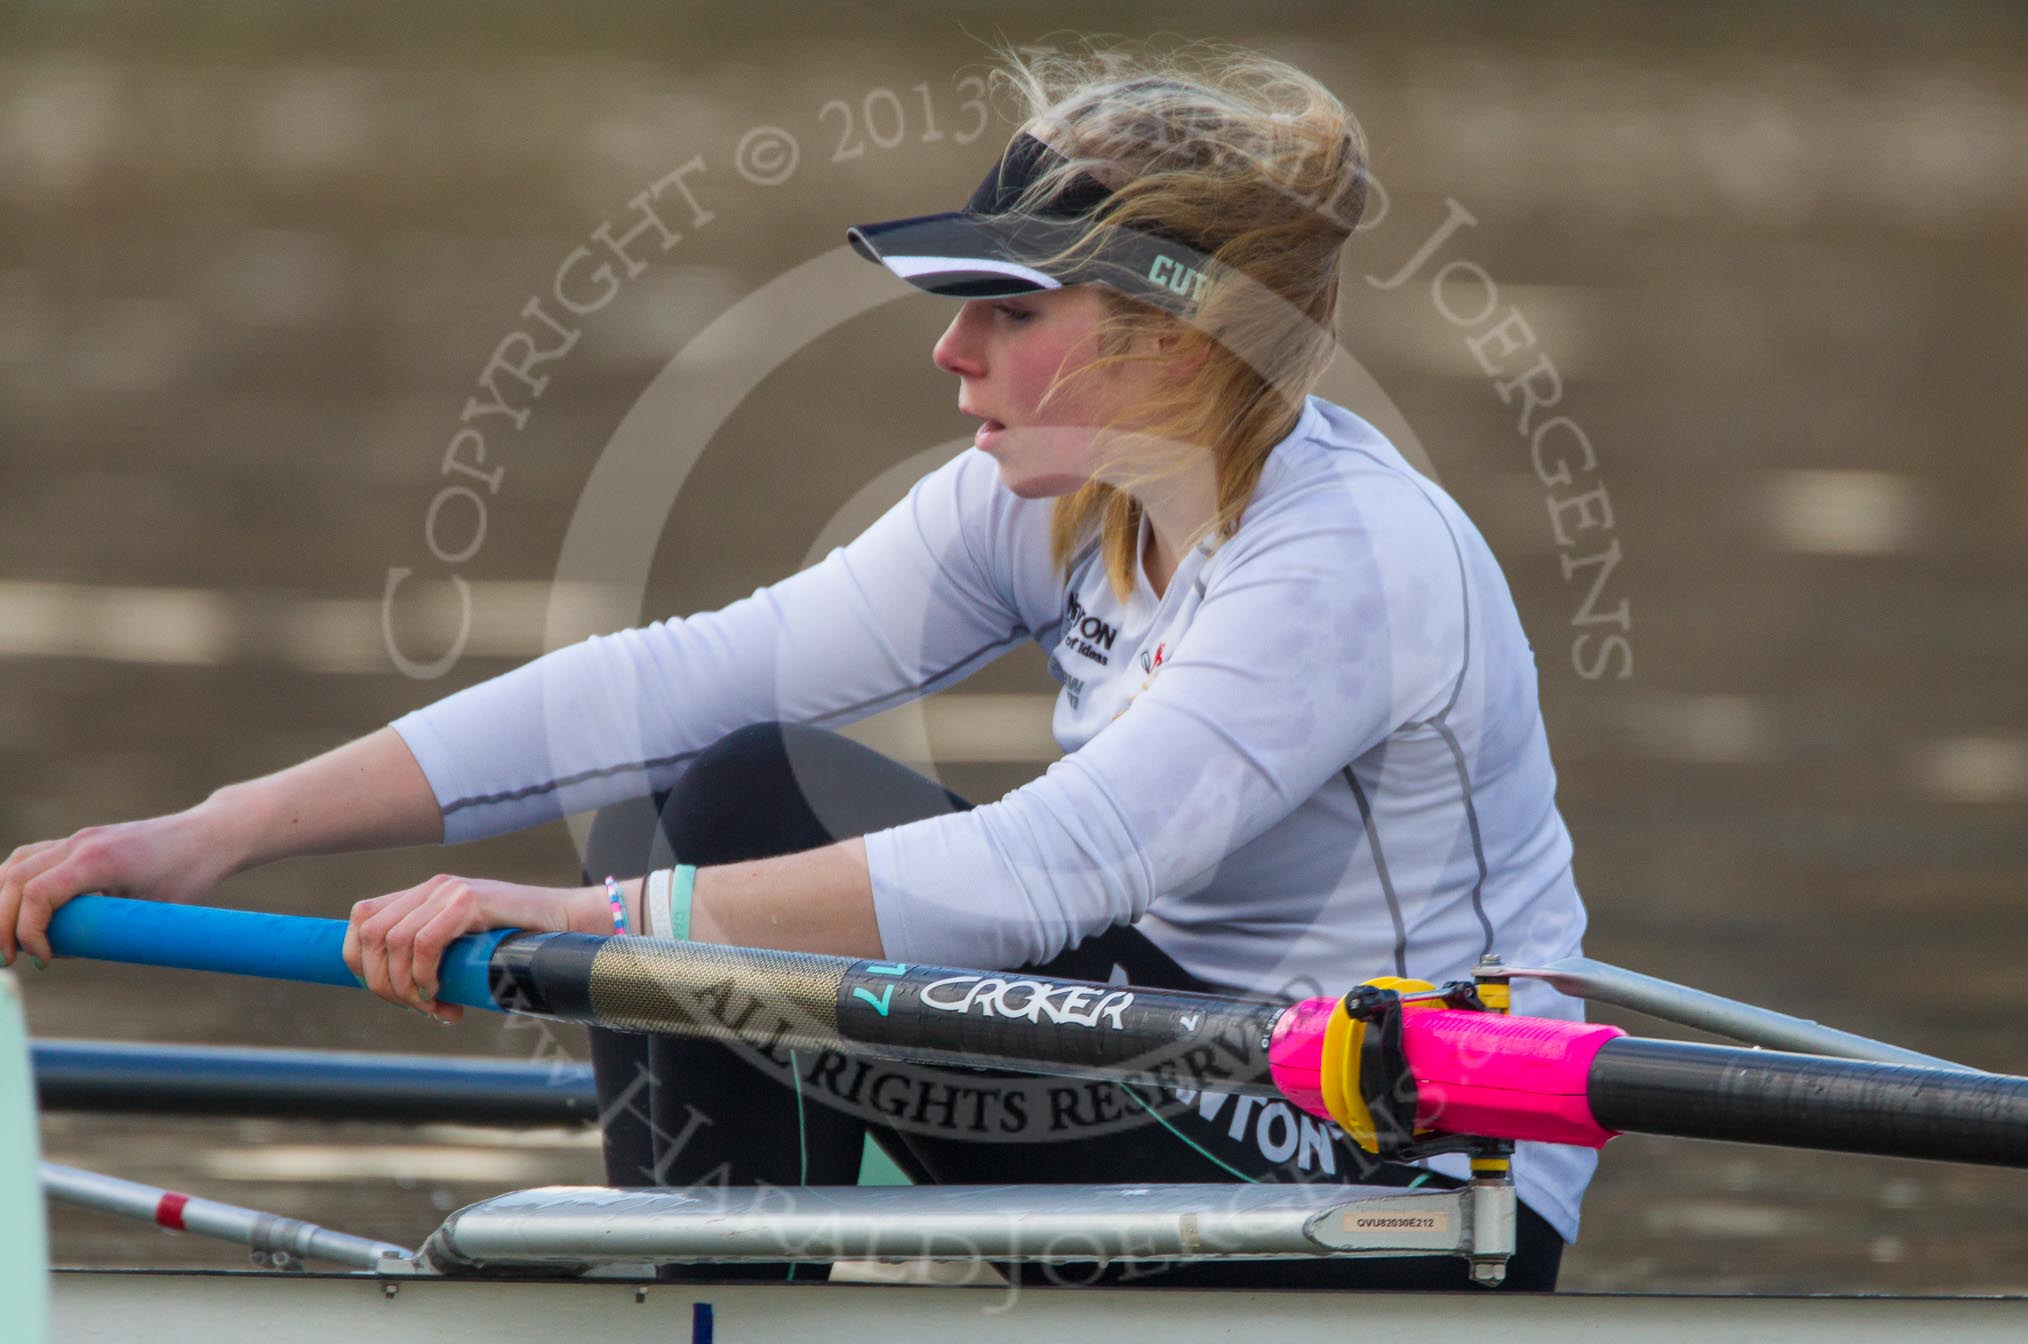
661 722 838 865
579 723 806 881
584 721 957 878
580 791 670 885
683 721 802 800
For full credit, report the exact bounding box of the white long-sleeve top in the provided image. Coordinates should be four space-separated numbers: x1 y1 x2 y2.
391 396 1597 1238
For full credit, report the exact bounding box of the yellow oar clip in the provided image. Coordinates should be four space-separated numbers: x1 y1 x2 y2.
1319 976 1438 1155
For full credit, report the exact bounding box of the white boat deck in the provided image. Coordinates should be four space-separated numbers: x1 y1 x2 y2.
51 1270 2028 1344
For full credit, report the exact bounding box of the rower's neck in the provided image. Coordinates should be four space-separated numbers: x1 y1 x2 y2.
1136 473 1216 600
1142 524 1184 599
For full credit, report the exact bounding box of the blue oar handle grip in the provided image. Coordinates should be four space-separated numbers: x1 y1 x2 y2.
47 895 512 1012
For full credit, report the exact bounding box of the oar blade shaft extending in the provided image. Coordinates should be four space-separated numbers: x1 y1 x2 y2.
1588 1038 2028 1168
1270 997 2028 1169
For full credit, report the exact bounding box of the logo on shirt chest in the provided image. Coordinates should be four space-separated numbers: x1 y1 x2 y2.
1060 593 1118 667
1053 666 1087 711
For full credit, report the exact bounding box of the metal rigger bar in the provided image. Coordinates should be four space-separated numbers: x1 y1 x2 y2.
39 1162 415 1271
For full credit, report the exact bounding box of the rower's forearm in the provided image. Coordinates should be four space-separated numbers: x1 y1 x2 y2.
550 844 881 956
690 839 883 958
204 726 445 873
489 837 882 956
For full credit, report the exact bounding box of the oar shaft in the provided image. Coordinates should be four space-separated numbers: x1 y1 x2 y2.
1587 1038 2028 1168
48 896 2028 1170
47 895 1287 1096
492 930 1287 1095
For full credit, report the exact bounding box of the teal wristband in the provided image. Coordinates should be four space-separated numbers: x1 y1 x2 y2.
667 864 697 942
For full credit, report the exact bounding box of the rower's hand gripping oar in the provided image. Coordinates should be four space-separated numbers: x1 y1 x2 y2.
46 894 2028 1169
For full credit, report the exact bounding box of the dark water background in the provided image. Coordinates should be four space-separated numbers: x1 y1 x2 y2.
5 2 2026 1294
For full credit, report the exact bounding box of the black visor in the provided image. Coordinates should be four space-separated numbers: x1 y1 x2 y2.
848 133 1212 312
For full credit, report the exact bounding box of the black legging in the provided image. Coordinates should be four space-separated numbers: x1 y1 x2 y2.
580 721 1563 1290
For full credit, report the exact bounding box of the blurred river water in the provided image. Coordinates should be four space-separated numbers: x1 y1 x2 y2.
4 2 2026 1294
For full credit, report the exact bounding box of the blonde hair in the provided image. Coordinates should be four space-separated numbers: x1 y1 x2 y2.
990 43 1369 597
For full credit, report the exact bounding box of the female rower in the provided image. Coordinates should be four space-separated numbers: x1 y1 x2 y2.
0 46 1592 1289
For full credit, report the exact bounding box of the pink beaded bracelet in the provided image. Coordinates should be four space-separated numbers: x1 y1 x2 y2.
603 875 630 935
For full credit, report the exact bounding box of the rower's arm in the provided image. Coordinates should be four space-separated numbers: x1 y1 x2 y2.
208 726 445 869
688 840 882 958
2 728 443 967
566 839 883 960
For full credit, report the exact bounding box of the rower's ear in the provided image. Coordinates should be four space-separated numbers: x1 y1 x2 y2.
1153 328 1211 378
